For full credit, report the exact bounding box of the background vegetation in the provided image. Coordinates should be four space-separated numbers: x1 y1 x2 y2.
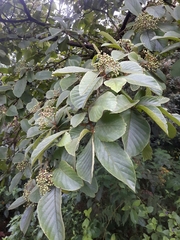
0 0 180 239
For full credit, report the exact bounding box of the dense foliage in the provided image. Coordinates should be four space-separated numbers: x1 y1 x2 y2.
0 0 180 239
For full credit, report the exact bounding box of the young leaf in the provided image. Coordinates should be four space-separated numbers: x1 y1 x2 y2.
76 137 94 183
104 77 126 93
159 107 180 126
94 137 136 192
71 112 86 128
37 188 65 240
53 161 83 191
52 66 90 75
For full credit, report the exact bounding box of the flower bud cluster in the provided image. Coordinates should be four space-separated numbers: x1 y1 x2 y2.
158 167 170 185
0 105 7 114
45 99 56 107
133 12 159 32
36 106 55 129
36 169 53 195
16 160 28 172
23 179 34 202
118 39 134 53
53 90 60 98
143 50 160 71
93 53 121 77
149 0 164 6
29 102 41 113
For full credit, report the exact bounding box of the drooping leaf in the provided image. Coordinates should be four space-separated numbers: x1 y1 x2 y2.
80 177 98 198
79 71 99 96
8 196 26 210
122 110 150 157
159 107 180 126
53 161 83 191
125 0 142 16
20 205 34 235
9 172 23 192
13 78 27 98
167 122 177 139
70 85 91 110
142 143 153 161
31 131 65 165
94 112 126 142
140 30 163 51
94 137 136 192
76 137 94 183
100 31 118 45
71 112 86 128
104 77 126 93
37 188 65 240
65 129 89 156
138 105 168 134
89 91 117 122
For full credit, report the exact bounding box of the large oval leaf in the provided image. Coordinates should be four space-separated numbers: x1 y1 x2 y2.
122 110 150 157
94 137 136 192
53 66 90 75
79 71 99 96
76 137 94 183
13 78 27 98
95 112 126 142
53 161 83 191
37 188 65 240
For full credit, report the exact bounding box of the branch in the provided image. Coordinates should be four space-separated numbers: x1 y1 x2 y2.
45 0 53 23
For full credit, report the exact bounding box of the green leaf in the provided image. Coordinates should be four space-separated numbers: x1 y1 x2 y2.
159 107 180 126
111 50 126 60
31 131 65 165
53 161 83 191
104 77 126 93
37 188 65 240
130 209 138 224
170 59 180 77
0 55 10 65
0 86 12 93
27 126 43 138
0 95 7 105
8 196 26 210
12 152 24 163
125 74 162 95
95 112 126 142
9 172 23 192
161 42 180 54
94 137 136 192
140 30 163 52
6 105 18 116
137 96 169 107
125 0 142 16
28 186 41 203
65 129 89 156
119 61 142 73
152 31 180 42
70 85 91 110
146 5 165 18
79 71 99 96
138 105 168 134
60 74 78 90
0 146 8 159
89 91 117 122
71 112 86 128
76 137 94 183
80 177 98 198
100 31 118 45
20 205 34 235
53 66 90 75
114 95 139 113
57 132 71 147
167 122 176 139
142 143 153 161
35 70 52 80
122 110 150 157
173 5 180 20
56 90 70 107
